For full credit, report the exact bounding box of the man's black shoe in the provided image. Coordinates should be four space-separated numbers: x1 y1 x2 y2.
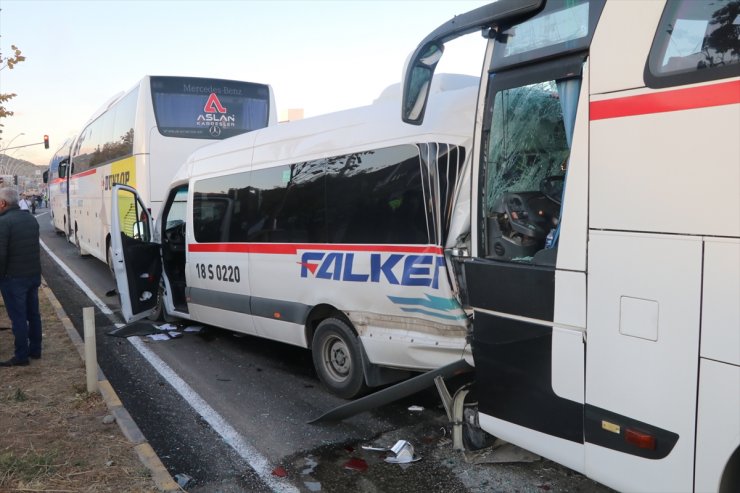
0 357 30 367
30 353 41 360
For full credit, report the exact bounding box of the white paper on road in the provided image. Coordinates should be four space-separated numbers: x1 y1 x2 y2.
157 323 179 331
147 333 171 341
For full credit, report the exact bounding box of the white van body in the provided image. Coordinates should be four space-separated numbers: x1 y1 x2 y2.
112 77 478 398
402 0 739 491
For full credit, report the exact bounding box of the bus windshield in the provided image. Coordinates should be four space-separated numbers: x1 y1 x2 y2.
492 0 605 71
150 76 271 140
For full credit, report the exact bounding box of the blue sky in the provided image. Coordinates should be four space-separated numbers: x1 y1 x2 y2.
0 0 488 165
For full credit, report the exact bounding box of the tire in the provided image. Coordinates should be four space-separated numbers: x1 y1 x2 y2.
75 226 86 257
312 318 367 399
462 407 495 451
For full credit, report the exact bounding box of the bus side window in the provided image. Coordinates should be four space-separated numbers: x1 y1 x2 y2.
645 0 740 88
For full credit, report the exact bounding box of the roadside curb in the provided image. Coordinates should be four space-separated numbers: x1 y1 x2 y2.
41 279 182 493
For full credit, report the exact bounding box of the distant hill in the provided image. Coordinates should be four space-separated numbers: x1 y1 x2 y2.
0 154 47 178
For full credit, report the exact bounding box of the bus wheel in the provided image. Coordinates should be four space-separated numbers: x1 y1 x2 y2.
75 227 87 257
312 318 367 399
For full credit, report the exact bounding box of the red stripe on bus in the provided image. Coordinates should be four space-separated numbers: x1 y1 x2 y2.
187 243 444 255
70 169 97 179
50 178 65 184
590 80 740 121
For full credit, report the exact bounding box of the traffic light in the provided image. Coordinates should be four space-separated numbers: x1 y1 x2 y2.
43 135 49 149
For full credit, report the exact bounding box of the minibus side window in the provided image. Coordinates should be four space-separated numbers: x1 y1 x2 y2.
192 172 250 243
248 161 326 243
326 145 429 245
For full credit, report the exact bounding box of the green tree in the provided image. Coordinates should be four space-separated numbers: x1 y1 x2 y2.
0 44 26 139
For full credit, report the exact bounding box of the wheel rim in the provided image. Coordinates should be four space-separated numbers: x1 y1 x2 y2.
322 334 351 383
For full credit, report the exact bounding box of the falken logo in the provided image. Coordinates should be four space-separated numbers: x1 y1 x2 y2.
299 252 446 289
387 294 467 321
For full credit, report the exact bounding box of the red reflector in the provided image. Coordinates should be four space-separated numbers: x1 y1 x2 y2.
625 428 656 450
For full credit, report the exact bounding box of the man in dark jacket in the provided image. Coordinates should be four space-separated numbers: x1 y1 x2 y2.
0 188 42 366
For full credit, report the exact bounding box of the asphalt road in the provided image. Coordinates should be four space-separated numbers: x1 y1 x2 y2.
36 208 613 493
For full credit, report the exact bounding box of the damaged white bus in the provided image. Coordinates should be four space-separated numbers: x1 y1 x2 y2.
402 0 739 492
110 77 478 398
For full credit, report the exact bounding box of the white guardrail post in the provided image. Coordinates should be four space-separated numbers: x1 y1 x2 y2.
83 307 98 393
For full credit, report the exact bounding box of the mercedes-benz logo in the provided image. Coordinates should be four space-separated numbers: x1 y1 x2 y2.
209 125 222 137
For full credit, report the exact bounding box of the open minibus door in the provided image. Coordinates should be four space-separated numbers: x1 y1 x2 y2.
111 184 163 322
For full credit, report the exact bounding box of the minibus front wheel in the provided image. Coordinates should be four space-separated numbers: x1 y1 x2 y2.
312 318 368 399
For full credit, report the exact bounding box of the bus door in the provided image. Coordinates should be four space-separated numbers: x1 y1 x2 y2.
111 184 162 322
466 52 591 474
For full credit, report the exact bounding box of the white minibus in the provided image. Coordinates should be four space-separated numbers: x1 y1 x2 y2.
111 79 477 398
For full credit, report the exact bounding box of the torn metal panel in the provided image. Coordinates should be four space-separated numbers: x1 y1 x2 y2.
308 358 473 424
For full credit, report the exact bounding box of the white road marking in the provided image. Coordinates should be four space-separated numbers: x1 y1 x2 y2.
41 239 298 493
40 240 114 315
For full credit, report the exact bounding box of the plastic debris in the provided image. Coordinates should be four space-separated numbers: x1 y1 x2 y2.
408 405 424 412
146 333 171 341
139 291 152 301
174 473 193 488
304 481 322 492
184 325 204 333
384 440 421 464
301 456 318 475
361 445 388 452
362 440 422 464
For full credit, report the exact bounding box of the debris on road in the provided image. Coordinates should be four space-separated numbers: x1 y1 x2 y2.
464 439 541 464
385 440 421 464
174 473 193 488
146 333 171 341
362 440 422 464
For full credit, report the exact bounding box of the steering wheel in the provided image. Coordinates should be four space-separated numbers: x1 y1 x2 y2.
165 221 186 247
540 175 564 205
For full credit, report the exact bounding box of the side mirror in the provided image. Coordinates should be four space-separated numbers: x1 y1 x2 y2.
402 43 444 125
58 157 69 178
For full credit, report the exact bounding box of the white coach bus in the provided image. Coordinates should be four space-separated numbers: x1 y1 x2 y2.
402 0 739 492
46 136 76 235
111 78 477 398
61 75 276 271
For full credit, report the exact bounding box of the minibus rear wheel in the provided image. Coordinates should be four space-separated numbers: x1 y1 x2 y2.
312 318 367 399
